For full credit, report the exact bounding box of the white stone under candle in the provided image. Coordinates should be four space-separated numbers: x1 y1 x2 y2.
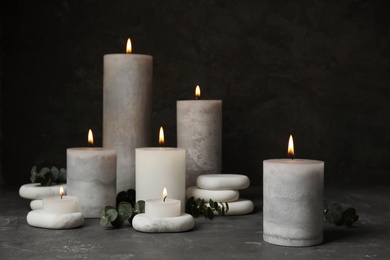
263 159 324 247
19 183 67 200
103 51 152 193
132 213 194 233
196 174 250 190
177 99 222 188
67 148 116 218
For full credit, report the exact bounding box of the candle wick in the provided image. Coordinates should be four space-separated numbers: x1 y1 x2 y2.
163 196 167 202
61 194 64 199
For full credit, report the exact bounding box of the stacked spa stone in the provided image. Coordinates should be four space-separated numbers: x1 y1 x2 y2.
186 174 254 215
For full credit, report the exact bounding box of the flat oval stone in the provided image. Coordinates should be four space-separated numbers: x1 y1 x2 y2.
197 174 250 190
186 186 239 202
19 183 67 200
207 199 254 216
30 200 43 210
27 210 84 229
132 213 194 233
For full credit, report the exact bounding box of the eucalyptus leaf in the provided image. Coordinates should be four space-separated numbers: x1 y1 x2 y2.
134 201 145 213
106 209 118 222
30 172 37 183
118 202 133 219
50 166 59 182
31 165 37 175
110 213 124 228
100 216 109 226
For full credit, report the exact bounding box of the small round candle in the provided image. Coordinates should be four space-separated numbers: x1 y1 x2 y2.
145 188 181 218
43 186 79 214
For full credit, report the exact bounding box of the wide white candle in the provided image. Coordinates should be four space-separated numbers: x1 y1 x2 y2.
145 189 181 218
263 135 324 247
177 85 222 188
103 38 152 193
67 130 117 218
136 128 186 211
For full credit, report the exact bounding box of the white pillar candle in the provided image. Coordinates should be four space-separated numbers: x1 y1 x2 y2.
136 147 186 211
177 85 222 188
67 145 117 218
103 38 152 193
145 199 181 218
263 135 324 247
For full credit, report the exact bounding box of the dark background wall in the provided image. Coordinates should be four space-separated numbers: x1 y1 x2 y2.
0 0 389 188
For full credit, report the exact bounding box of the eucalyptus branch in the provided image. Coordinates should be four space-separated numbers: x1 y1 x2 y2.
324 199 359 228
185 197 229 220
30 165 67 186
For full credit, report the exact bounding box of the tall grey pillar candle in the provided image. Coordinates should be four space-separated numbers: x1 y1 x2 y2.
263 159 324 246
177 99 222 188
67 148 117 218
103 51 152 193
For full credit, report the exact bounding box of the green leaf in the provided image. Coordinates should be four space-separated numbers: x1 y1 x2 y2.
106 209 118 222
110 213 124 228
58 168 67 183
118 201 133 219
31 165 37 175
134 200 145 213
30 172 37 183
127 189 136 206
38 167 51 178
50 166 59 182
100 215 109 226
40 174 52 186
99 208 106 218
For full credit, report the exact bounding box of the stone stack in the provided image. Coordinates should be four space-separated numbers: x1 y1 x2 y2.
186 174 254 215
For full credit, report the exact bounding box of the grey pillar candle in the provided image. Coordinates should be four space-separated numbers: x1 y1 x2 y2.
263 158 324 246
177 87 222 188
67 147 117 218
103 39 152 192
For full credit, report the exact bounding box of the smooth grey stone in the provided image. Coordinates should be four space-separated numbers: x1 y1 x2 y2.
132 213 195 233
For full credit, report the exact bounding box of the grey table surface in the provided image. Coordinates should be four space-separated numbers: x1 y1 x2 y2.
1 184 389 260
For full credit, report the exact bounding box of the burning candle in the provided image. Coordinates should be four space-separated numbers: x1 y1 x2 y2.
67 129 117 218
145 188 181 218
103 37 152 193
26 187 84 229
263 135 324 247
176 85 222 187
136 127 186 211
42 186 79 214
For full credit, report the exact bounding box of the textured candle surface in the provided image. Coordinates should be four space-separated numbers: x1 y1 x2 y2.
177 100 222 187
67 148 116 218
136 147 186 212
263 159 324 247
103 54 152 192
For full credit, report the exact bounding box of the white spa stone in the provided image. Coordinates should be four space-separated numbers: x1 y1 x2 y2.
207 199 254 216
19 183 67 200
186 186 239 202
27 210 84 229
196 174 250 190
30 200 43 210
132 213 194 233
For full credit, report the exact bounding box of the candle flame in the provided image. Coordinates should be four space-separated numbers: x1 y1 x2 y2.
88 129 94 146
288 134 294 159
159 126 164 146
59 186 65 199
163 187 168 202
126 38 132 54
195 85 201 99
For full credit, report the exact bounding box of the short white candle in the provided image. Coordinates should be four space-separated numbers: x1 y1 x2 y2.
103 38 152 193
145 188 181 218
43 186 79 214
67 130 117 218
263 135 324 247
177 85 222 187
136 127 186 211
